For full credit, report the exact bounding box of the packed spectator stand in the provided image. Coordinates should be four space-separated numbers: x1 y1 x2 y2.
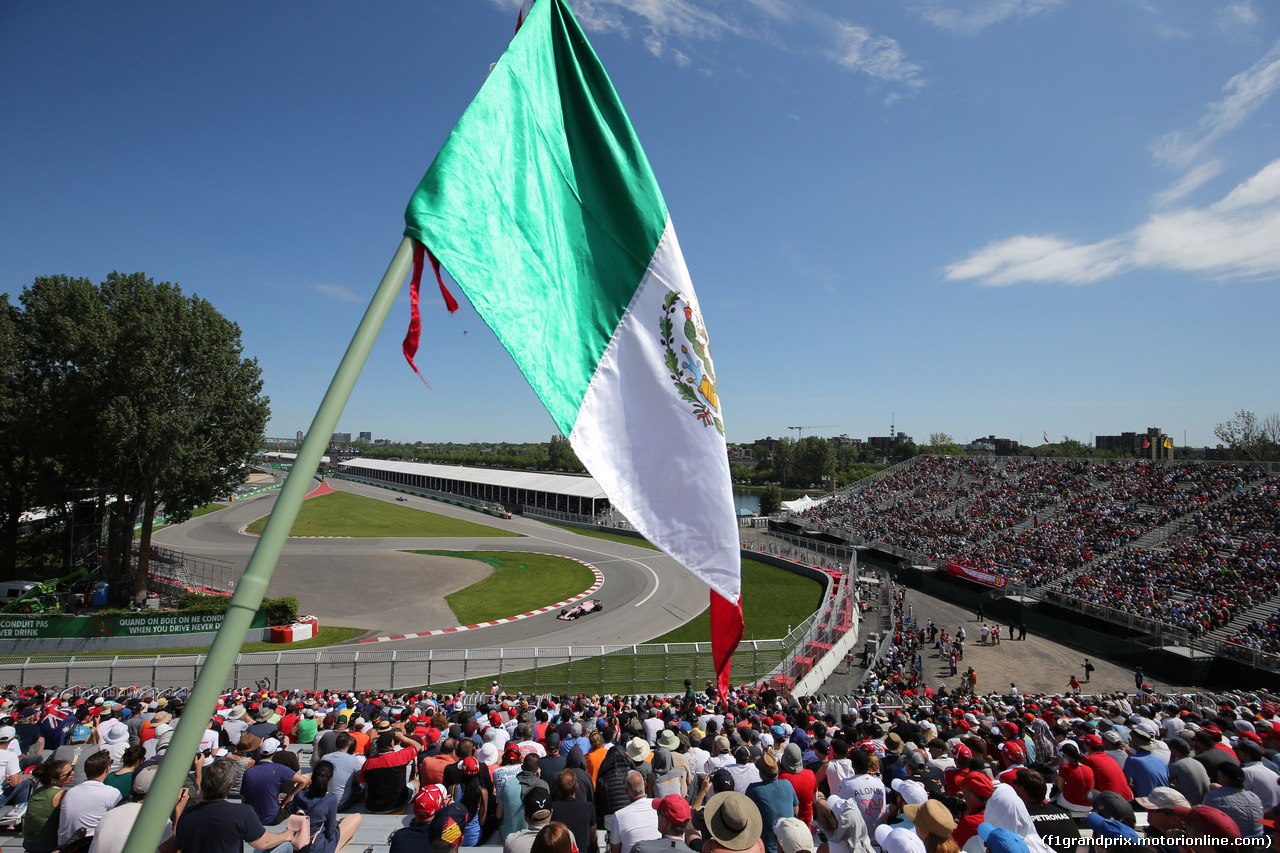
797 457 1280 649
0 670 1275 853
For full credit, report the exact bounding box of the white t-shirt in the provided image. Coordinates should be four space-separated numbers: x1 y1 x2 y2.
58 780 122 846
838 773 886 830
609 797 660 853
88 803 172 853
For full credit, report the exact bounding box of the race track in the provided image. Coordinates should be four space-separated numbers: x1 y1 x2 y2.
152 478 710 653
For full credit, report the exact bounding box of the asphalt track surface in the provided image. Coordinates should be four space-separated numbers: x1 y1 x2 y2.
153 478 711 653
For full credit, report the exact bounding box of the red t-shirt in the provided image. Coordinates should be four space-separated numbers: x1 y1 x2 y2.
952 812 984 848
780 769 818 822
1083 753 1133 801
1056 761 1095 809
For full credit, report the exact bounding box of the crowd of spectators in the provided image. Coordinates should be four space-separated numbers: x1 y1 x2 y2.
0 665 1274 853
797 458 1277 637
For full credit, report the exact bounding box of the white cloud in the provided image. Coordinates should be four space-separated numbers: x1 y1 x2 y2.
489 0 926 98
1152 40 1280 168
312 284 362 303
911 0 1062 34
831 23 926 90
946 158 1280 286
1220 2 1259 28
1153 160 1223 207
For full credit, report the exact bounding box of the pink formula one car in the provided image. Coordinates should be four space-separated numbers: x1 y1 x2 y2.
557 599 603 620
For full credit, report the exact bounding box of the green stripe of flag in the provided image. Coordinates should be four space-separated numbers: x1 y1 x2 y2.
404 0 668 434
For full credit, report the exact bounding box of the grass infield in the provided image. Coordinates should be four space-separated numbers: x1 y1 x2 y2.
244 491 520 538
413 551 596 625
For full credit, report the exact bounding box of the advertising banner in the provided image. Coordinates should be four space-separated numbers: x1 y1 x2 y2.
946 562 1008 590
0 611 268 640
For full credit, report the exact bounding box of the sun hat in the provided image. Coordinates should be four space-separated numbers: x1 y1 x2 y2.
756 751 779 779
626 737 652 762
903 800 957 839
132 765 160 796
774 817 816 853
705 791 763 851
657 730 680 751
780 743 803 774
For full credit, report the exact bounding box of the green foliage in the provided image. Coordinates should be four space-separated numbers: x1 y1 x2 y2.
547 434 583 471
794 436 834 486
1215 410 1280 461
0 274 270 600
244 490 518 538
177 592 296 625
758 484 783 516
891 441 918 461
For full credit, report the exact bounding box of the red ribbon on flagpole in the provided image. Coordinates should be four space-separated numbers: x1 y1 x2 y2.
403 240 459 384
710 590 743 700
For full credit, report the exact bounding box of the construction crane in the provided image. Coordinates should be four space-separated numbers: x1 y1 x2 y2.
787 424 838 441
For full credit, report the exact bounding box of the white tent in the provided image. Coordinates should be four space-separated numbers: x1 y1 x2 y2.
782 494 830 514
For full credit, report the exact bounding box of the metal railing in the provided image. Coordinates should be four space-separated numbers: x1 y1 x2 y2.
0 639 792 694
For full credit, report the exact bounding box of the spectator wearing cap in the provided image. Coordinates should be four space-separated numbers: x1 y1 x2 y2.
608 770 660 853
974 824 1029 853
358 719 421 814
451 753 489 845
704 790 764 853
1166 737 1209 806
778 743 816 824
1201 762 1263 837
159 757 300 853
872 822 923 853
631 794 695 853
390 786 448 853
505 789 565 853
0 727 32 810
744 753 797 853
1051 742 1092 814
1135 785 1191 834
240 738 310 826
1084 791 1141 846
221 703 249 749
549 769 597 853
430 803 471 853
1190 728 1238 780
495 745 529 841
953 770 993 849
1122 721 1168 799
596 738 652 822
1079 734 1132 801
540 734 568 787
562 721 592 759
974 776 1050 853
881 778 927 834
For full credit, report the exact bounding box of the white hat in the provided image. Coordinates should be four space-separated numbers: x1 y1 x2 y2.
261 737 281 756
874 824 927 853
890 778 929 805
773 817 814 853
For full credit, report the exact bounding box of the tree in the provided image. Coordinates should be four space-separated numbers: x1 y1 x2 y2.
928 432 955 447
547 434 581 471
1215 410 1280 461
795 436 834 486
758 484 782 516
891 441 918 462
773 437 796 487
0 273 270 601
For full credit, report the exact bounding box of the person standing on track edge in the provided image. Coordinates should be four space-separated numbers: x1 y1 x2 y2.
1082 659 1095 683
1134 667 1144 692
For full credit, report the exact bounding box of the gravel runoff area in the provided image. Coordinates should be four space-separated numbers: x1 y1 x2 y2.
819 582 1201 697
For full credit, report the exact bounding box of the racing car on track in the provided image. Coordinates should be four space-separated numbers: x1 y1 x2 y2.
557 599 603 620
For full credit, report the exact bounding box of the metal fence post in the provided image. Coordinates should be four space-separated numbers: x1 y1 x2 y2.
567 647 573 684
274 654 282 690
152 656 158 689
65 656 73 686
109 657 117 687
351 653 358 692
600 647 605 687
462 651 468 691
21 658 28 687
753 642 759 679
499 648 504 683
663 645 669 693
314 653 320 691
632 646 638 692
234 655 241 688
390 651 396 690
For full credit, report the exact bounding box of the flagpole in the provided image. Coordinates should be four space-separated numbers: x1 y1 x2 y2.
124 237 415 853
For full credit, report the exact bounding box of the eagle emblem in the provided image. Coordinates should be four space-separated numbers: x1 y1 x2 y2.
659 290 723 436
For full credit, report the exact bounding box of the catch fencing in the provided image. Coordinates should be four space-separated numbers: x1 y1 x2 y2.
0 638 793 695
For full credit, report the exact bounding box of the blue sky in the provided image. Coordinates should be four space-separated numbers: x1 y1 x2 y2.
2 0 1277 449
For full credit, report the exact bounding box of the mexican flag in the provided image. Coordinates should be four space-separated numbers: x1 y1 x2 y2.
403 0 742 696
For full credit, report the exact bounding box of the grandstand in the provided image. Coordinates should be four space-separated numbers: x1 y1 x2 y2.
789 455 1280 672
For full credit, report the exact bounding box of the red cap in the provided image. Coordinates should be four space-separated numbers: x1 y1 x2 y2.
951 743 972 761
1081 734 1103 749
461 756 480 776
999 739 1026 759
961 772 994 799
413 785 446 820
653 795 692 825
